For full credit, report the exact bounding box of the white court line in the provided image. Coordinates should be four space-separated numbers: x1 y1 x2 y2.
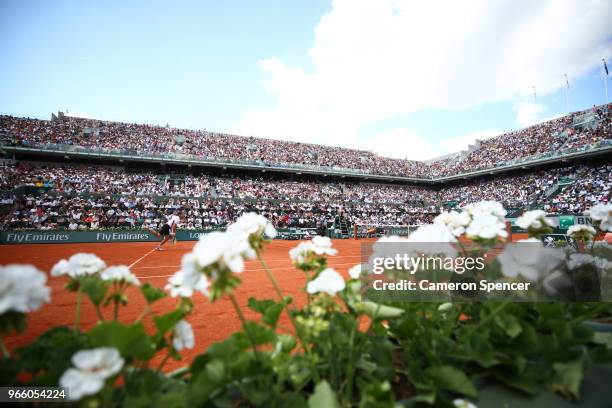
129 248 158 268
132 254 363 269
136 261 359 279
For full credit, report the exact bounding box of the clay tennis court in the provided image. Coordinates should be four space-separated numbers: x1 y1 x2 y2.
0 234 529 372
0 239 370 372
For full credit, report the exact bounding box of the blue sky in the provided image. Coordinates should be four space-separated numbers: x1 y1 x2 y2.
1 0 610 160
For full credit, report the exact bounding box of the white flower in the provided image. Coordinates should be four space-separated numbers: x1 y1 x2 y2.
408 224 457 243
191 231 255 274
51 253 106 278
289 241 315 264
165 253 210 297
585 203 612 231
465 213 508 240
227 212 277 238
368 236 409 268
289 237 337 264
307 268 345 296
497 238 565 281
568 253 612 272
407 224 458 256
434 211 470 237
311 236 338 256
464 200 507 220
50 259 69 277
515 210 553 230
100 266 140 286
453 399 478 408
172 320 195 350
348 264 366 279
60 347 124 400
567 224 596 239
0 264 50 314
165 271 210 298
438 302 453 312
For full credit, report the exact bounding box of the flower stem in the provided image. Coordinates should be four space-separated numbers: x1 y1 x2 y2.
95 305 105 321
367 303 382 332
343 317 359 402
157 353 171 371
135 305 151 323
257 251 285 300
0 336 10 358
256 250 320 382
74 288 83 331
113 299 120 321
228 292 259 357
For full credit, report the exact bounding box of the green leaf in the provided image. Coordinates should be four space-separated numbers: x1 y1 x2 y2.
0 311 26 335
242 322 275 345
512 323 541 356
495 313 522 339
15 326 90 386
141 283 166 305
88 322 155 360
247 297 285 328
79 276 110 306
277 334 297 353
593 332 612 349
492 367 540 395
462 331 498 368
362 302 404 319
548 356 585 400
426 365 477 398
204 359 226 383
308 380 341 408
0 357 20 386
358 381 396 408
247 298 275 313
153 309 185 335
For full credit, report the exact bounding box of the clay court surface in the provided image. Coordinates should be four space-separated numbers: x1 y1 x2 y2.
0 235 529 372
0 239 371 371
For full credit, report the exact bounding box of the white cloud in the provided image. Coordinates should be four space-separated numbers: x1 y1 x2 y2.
438 129 501 154
362 128 502 160
232 0 612 156
361 129 440 160
513 101 566 127
514 101 545 127
64 111 98 120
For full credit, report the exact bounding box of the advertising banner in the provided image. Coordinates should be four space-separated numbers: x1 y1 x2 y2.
0 228 307 244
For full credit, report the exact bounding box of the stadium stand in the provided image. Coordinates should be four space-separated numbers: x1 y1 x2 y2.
1 103 609 178
0 161 608 231
0 104 609 233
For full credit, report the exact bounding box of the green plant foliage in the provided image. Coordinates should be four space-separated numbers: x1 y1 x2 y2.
3 214 612 407
141 283 167 304
15 326 90 385
308 380 341 408
88 322 155 361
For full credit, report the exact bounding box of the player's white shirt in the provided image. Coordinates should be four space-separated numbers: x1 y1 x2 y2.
166 215 180 227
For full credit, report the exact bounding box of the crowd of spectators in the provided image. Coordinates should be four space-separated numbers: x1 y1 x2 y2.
542 165 611 214
0 193 435 231
430 105 611 176
0 161 608 231
1 103 609 178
